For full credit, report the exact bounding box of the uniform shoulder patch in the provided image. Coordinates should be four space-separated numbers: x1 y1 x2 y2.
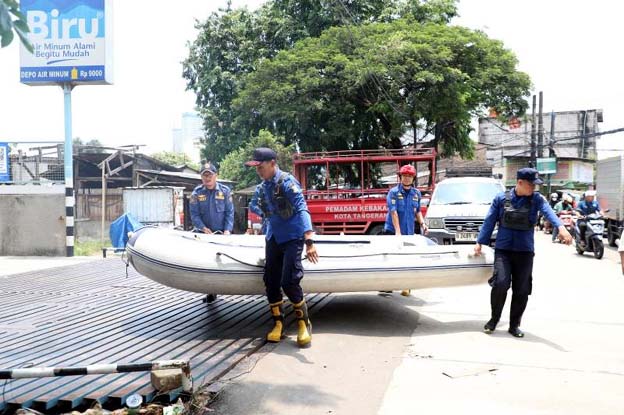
289 182 301 193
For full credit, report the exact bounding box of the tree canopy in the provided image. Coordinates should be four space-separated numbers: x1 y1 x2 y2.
150 151 200 170
234 21 530 158
219 129 294 190
183 0 460 162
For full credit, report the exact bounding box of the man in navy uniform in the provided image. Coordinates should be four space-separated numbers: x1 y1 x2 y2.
247 147 318 347
474 167 572 338
190 162 234 235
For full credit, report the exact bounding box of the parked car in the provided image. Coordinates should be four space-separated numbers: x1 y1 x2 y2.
424 177 505 245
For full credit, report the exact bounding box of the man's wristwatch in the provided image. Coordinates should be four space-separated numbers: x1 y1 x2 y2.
305 239 315 247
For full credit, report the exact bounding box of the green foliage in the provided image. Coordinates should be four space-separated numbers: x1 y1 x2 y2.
219 130 295 190
151 151 200 170
73 137 105 153
75 238 109 256
234 21 530 158
0 0 32 52
184 0 459 162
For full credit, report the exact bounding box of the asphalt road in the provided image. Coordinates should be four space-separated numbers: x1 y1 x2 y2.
209 232 624 415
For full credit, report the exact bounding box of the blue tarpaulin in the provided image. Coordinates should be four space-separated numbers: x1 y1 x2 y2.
110 213 143 248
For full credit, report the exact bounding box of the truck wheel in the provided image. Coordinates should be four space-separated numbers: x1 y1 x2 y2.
368 225 385 235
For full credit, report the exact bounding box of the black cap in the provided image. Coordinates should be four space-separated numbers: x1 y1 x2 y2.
517 167 543 184
245 147 277 167
200 162 218 175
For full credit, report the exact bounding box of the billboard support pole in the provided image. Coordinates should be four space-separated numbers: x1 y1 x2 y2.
63 82 75 257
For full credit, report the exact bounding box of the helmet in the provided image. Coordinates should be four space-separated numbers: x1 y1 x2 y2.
550 192 558 200
585 190 597 197
399 165 416 176
564 194 574 203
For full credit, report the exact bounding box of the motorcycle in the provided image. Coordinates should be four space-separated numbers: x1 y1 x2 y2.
553 210 574 243
574 211 608 259
559 210 574 233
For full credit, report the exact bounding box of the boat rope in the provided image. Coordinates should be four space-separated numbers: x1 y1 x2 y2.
304 250 460 260
181 234 262 249
121 250 130 278
216 252 265 268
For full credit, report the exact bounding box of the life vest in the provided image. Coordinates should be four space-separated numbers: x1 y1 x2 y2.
258 172 294 220
500 191 534 231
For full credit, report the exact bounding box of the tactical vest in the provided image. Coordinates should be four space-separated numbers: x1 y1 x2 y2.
258 172 294 220
500 191 534 231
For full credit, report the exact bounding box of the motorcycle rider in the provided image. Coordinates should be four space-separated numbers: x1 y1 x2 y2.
575 190 603 246
552 194 575 242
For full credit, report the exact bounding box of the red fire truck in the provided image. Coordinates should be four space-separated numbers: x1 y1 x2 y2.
248 148 436 235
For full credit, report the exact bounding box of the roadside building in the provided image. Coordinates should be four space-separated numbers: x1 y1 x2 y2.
479 109 602 190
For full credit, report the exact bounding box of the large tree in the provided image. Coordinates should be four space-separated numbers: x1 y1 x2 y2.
183 0 459 162
234 21 530 157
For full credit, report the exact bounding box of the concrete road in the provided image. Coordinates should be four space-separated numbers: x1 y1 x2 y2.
209 232 624 415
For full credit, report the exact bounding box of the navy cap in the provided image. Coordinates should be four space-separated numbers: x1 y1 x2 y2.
245 147 277 167
517 167 543 184
200 162 218 175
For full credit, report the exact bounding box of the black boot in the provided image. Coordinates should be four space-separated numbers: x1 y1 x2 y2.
484 288 506 333
508 326 525 338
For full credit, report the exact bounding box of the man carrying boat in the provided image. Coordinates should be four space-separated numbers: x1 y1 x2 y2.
246 147 319 347
383 164 428 296
190 162 234 235
474 167 572 338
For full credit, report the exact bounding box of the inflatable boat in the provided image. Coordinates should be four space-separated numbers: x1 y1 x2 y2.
126 227 494 295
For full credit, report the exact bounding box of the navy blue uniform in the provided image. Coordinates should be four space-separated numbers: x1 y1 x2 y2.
383 184 421 235
576 199 602 240
577 199 601 215
478 190 561 252
189 182 234 233
478 189 561 329
249 168 313 304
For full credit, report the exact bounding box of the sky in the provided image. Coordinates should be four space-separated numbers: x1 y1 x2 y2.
1 0 623 158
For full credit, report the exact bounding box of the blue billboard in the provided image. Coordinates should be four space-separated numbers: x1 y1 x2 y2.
0 143 10 183
19 0 113 85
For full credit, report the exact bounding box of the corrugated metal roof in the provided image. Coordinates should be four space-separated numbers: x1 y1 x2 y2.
0 260 330 413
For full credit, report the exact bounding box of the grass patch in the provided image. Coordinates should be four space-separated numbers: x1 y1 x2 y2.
75 238 110 256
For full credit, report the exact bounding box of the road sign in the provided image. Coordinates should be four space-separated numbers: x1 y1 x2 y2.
537 157 557 174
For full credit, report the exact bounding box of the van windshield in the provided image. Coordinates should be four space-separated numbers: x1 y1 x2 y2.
432 182 503 205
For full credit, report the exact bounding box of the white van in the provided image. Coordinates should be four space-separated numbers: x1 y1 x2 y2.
424 177 504 245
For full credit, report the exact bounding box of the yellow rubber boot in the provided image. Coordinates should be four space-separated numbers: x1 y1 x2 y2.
401 289 411 296
266 301 284 343
293 300 312 347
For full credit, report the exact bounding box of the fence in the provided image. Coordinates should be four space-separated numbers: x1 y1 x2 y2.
0 141 65 185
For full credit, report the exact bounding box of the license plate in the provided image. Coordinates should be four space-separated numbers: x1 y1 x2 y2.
455 232 477 241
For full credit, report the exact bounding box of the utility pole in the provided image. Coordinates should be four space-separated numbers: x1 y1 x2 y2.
530 95 537 167
547 111 556 196
537 91 544 158
549 111 556 157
